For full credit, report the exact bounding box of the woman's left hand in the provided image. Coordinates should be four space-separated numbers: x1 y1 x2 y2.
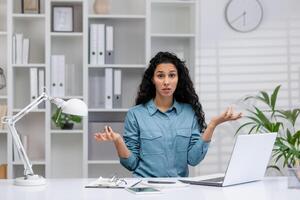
210 106 242 127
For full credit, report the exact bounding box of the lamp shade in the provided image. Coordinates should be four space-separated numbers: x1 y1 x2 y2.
61 99 88 116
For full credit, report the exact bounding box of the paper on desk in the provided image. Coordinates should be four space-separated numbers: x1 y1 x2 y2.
141 180 189 189
86 176 128 188
85 177 144 188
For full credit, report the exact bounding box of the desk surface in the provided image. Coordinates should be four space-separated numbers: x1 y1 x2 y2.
0 177 299 200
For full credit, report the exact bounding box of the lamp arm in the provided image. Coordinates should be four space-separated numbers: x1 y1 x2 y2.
7 123 34 176
10 92 49 123
2 92 49 177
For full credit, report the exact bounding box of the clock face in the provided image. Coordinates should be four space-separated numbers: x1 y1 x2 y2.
225 0 263 33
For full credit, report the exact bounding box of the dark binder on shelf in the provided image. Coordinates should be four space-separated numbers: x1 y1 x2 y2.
113 69 122 108
105 25 114 64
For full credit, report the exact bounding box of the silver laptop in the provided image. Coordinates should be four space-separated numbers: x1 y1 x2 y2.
180 133 277 187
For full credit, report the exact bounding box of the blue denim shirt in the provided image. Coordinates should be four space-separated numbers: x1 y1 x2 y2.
120 99 210 177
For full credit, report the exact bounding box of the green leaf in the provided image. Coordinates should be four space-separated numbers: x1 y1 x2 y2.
235 122 255 135
259 91 270 106
270 85 281 111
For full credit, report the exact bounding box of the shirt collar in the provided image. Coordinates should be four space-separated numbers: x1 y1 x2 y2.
146 99 183 116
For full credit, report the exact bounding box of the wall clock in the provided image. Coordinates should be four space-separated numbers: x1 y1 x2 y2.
225 0 263 33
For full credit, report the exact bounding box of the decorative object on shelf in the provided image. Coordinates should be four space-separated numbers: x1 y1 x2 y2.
225 0 263 33
0 67 6 90
0 104 7 129
0 164 7 179
52 6 74 32
21 0 40 14
51 106 82 130
93 0 111 14
2 91 87 186
235 85 300 172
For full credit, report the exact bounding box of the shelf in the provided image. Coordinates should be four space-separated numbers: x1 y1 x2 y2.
88 160 119 164
12 14 46 19
0 95 7 99
88 14 146 19
88 64 146 69
0 130 7 134
0 31 7 36
88 108 129 112
13 109 46 113
51 130 83 134
151 0 196 5
13 160 45 165
53 96 84 99
151 33 196 38
51 0 83 2
51 32 83 37
12 64 46 68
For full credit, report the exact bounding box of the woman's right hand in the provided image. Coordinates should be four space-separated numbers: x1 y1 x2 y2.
94 126 121 142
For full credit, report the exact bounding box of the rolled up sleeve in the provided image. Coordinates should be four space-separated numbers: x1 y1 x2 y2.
187 115 210 166
119 110 140 171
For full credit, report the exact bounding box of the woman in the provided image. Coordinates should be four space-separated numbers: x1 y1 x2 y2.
94 52 241 177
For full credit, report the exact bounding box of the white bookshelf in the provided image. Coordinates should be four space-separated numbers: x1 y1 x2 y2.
0 0 198 179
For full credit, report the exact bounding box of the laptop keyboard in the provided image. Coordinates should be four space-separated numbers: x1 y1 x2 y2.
202 177 225 182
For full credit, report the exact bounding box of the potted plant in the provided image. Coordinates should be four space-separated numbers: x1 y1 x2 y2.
51 107 82 130
235 85 300 173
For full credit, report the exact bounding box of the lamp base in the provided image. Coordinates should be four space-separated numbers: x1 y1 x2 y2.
14 174 46 186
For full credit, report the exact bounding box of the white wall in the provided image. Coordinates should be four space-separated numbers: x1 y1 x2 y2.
194 0 300 175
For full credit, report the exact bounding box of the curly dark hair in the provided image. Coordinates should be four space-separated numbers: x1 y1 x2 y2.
135 51 207 131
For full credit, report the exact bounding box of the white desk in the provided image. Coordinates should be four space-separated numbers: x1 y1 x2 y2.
0 177 299 200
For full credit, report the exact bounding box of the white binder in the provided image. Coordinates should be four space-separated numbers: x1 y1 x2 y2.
22 38 29 64
89 24 98 65
51 56 57 96
30 68 38 102
57 55 65 97
51 55 65 97
38 68 45 108
15 33 23 65
105 26 114 64
113 69 122 108
12 34 16 64
105 68 113 109
96 24 105 65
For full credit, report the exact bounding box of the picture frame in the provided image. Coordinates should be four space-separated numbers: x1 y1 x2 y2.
52 6 74 32
22 0 40 14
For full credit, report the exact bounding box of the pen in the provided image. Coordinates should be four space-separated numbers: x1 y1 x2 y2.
85 186 125 189
130 180 142 187
147 180 176 184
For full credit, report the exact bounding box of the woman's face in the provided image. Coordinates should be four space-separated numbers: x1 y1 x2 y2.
152 63 178 98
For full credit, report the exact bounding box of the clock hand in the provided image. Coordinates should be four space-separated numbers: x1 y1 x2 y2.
243 11 246 26
230 11 246 24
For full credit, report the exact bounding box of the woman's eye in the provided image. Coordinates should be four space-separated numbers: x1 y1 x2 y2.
169 74 176 78
157 74 164 78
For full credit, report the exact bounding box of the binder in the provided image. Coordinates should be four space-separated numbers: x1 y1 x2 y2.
113 69 122 108
12 34 16 64
96 24 105 65
105 26 114 64
15 33 23 64
30 68 38 102
89 24 98 65
51 55 58 96
22 38 29 64
105 68 113 109
38 68 45 108
57 55 65 97
51 55 65 97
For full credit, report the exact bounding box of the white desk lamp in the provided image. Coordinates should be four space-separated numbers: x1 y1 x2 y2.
2 92 88 186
